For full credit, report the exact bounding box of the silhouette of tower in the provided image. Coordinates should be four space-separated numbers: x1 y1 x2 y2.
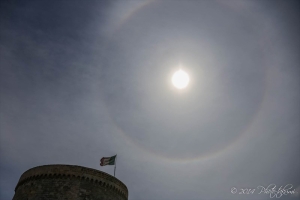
13 164 128 200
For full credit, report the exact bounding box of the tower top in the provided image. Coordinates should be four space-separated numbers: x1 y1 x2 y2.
13 164 128 200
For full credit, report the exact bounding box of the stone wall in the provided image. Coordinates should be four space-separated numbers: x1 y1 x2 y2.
13 165 128 200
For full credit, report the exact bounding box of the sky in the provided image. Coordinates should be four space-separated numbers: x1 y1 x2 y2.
0 0 299 199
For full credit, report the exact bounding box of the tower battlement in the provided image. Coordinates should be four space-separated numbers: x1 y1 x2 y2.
13 164 128 200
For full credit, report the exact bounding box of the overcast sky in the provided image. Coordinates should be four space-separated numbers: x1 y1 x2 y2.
0 0 299 199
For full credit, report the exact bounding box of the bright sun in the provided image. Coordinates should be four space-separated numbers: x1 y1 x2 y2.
172 69 190 89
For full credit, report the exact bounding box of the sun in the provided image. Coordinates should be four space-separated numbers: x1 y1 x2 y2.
172 69 190 89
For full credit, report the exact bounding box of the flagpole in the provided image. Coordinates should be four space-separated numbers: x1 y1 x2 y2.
114 154 117 177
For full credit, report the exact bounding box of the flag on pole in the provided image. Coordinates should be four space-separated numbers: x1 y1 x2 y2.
100 155 116 166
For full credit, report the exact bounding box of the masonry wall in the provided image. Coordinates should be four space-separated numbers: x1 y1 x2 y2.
13 165 128 200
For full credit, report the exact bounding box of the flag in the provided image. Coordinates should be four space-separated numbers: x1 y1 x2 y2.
100 155 116 166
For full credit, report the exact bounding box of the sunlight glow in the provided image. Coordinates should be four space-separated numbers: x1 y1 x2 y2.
172 69 190 89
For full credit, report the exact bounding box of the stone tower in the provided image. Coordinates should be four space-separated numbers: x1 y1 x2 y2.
13 164 128 200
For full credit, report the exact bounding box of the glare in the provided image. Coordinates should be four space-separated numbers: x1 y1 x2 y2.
172 69 190 89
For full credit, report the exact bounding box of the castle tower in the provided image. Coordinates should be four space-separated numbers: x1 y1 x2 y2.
13 164 128 200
